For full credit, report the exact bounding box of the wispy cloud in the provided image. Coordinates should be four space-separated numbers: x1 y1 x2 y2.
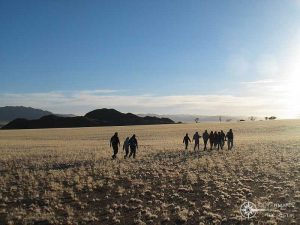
2 35 300 119
78 89 120 95
0 88 294 118
240 79 276 85
2 41 300 118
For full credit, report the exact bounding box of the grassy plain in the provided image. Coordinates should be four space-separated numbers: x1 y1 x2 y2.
0 120 299 224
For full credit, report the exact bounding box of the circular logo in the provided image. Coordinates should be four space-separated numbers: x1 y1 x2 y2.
240 201 257 219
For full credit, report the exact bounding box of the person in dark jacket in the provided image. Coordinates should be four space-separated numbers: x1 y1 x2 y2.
110 132 120 159
183 133 191 150
202 130 209 150
220 130 226 150
216 132 221 150
193 132 201 151
226 129 234 150
213 131 218 148
128 134 138 158
209 131 214 150
123 137 130 159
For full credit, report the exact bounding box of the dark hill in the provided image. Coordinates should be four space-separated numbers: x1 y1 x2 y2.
143 116 175 124
85 108 173 125
2 115 100 129
2 109 174 129
85 108 174 125
0 106 76 126
0 106 52 121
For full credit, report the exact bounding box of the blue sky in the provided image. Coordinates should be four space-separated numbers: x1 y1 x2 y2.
1 0 300 117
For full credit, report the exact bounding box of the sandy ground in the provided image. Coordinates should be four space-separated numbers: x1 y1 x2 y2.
0 120 299 225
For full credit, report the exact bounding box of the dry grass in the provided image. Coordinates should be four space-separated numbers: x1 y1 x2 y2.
0 120 299 225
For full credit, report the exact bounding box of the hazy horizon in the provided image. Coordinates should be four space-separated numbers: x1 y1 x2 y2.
0 105 288 121
1 1 300 119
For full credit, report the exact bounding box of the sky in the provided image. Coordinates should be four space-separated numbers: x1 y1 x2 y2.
1 0 300 118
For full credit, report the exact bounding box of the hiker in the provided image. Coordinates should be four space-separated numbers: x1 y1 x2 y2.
123 137 130 158
183 133 191 150
213 131 218 149
128 134 138 158
209 131 214 150
216 132 221 150
202 130 209 150
226 129 234 150
220 130 226 149
193 132 201 151
110 132 120 159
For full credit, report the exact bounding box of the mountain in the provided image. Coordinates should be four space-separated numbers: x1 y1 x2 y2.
138 114 245 123
55 114 76 117
2 108 175 129
0 106 76 126
85 108 174 126
2 115 99 129
0 106 52 122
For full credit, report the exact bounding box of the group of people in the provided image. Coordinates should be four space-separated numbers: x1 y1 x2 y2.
110 132 138 159
109 129 234 160
183 129 234 151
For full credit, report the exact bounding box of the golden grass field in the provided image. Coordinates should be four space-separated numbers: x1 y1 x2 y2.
0 120 299 225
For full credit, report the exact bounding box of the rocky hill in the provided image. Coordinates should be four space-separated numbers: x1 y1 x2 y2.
0 106 52 122
2 108 174 129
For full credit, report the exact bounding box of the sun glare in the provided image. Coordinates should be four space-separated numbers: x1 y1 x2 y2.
284 73 300 119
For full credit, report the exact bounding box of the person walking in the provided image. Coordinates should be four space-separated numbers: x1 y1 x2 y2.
216 132 221 150
220 130 225 150
128 134 138 158
202 130 209 150
183 133 191 150
226 129 234 150
193 132 201 151
213 131 218 149
209 131 214 150
123 137 130 159
110 132 120 159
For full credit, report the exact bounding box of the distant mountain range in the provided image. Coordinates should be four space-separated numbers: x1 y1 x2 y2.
0 106 52 122
138 114 246 123
0 106 75 124
0 106 251 129
2 108 175 129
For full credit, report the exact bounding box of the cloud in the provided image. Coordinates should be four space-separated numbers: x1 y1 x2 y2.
240 79 276 85
2 39 299 119
0 88 294 118
78 89 120 95
2 34 300 119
